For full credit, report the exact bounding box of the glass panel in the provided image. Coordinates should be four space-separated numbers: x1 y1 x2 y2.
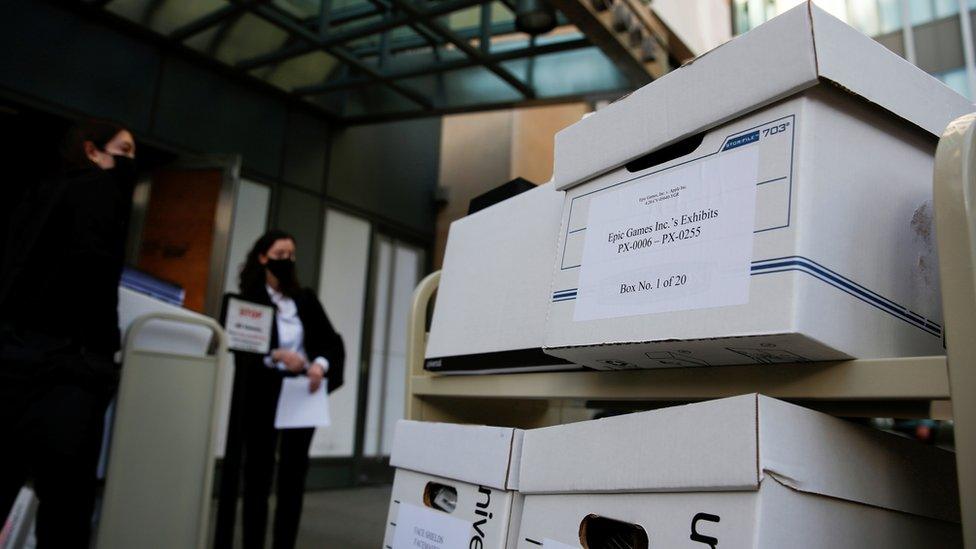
389 22 422 42
344 33 381 52
502 44 630 98
444 5 482 31
379 243 423 455
878 0 903 33
938 66 971 99
185 12 290 65
437 8 525 49
909 0 936 25
107 0 230 34
396 64 523 109
746 0 767 31
329 11 385 39
847 0 882 36
347 25 426 62
805 0 846 20
934 0 960 18
307 81 427 118
493 1 515 23
272 0 376 19
273 0 321 19
250 50 340 91
310 209 372 457
733 0 751 34
363 237 391 458
332 0 373 12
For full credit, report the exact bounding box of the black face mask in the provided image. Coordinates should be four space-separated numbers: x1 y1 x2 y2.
109 154 138 189
266 258 296 283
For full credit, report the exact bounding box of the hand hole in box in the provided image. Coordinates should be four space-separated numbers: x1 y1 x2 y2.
422 482 457 513
579 514 649 549
625 131 706 173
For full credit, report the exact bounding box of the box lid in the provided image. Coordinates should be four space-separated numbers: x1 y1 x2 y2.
552 1 974 191
426 182 565 360
390 420 523 490
518 394 958 522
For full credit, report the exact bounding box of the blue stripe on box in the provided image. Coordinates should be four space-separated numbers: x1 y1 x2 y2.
550 256 941 338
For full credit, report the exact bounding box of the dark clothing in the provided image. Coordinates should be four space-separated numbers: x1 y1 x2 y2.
0 367 112 548
0 167 132 548
1 167 132 358
215 286 344 549
240 367 315 549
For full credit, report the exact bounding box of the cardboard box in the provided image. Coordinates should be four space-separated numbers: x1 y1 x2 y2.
426 183 578 374
543 1 974 369
515 395 961 548
383 420 524 549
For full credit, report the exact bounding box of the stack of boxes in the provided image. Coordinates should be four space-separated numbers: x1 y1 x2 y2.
385 395 961 548
425 1 972 373
383 421 524 549
398 2 972 547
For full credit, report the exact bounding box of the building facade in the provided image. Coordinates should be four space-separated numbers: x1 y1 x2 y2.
732 0 976 99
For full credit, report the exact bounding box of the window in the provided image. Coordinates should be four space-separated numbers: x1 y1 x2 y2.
878 0 903 34
937 67 972 99
909 0 936 26
933 0 960 19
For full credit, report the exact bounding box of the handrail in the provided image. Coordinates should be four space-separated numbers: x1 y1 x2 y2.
406 271 441 419
934 112 976 547
124 312 226 357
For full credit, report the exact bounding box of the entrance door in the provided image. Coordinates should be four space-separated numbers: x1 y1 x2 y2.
131 156 240 316
362 235 425 459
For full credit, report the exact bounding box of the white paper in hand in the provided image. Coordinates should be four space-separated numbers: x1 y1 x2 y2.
274 377 331 429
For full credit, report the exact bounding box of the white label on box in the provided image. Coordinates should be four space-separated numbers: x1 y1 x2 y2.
224 297 274 353
543 539 579 548
392 503 473 549
574 146 760 321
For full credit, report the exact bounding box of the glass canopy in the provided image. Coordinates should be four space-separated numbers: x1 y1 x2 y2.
97 0 634 120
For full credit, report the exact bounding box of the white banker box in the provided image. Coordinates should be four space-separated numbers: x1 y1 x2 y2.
426 183 575 374
516 394 960 548
544 1 974 369
383 420 524 549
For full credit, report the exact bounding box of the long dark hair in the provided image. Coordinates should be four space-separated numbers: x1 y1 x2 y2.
239 230 301 298
59 118 127 171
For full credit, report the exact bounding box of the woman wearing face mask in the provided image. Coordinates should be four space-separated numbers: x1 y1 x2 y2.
0 118 138 548
214 230 345 549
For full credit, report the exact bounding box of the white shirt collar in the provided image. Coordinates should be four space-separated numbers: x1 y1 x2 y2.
266 284 285 302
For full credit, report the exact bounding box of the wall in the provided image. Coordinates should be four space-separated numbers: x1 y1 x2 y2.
510 103 590 184
435 110 514 267
313 209 372 458
434 103 588 267
651 0 732 55
326 118 442 238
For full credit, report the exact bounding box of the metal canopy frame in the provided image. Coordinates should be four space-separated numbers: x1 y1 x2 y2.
82 0 645 120
237 0 542 106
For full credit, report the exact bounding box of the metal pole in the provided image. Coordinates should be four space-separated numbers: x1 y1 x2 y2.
480 1 492 53
958 0 976 99
318 0 333 37
900 0 917 64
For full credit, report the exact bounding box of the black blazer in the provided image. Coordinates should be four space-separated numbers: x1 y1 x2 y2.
0 168 131 361
234 286 345 394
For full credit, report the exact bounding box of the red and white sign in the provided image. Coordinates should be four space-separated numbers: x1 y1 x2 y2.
224 297 274 354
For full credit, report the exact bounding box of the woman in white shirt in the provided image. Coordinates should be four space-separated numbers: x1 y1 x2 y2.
215 230 344 549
